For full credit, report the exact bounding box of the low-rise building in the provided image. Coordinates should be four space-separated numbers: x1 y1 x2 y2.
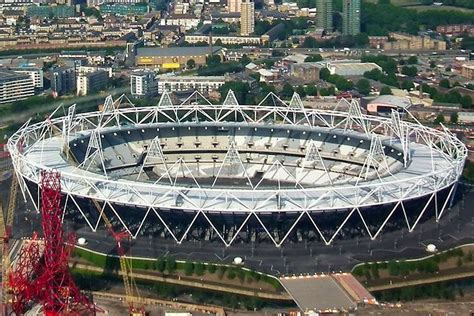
290 62 321 82
436 24 474 36
156 75 226 94
326 61 381 77
461 63 474 80
130 70 158 97
135 46 223 70
0 69 34 104
384 32 446 51
367 95 412 115
184 34 262 45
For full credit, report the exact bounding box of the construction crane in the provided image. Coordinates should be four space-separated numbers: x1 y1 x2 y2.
1 173 18 314
92 199 145 316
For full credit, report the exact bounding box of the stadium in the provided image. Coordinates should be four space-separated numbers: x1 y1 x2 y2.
8 91 467 250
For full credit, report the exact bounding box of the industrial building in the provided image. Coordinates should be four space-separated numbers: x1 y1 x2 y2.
326 61 381 77
135 46 223 70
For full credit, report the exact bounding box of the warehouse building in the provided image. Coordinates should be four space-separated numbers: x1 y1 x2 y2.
135 46 223 70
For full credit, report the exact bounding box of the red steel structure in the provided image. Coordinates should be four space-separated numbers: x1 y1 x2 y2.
8 170 95 315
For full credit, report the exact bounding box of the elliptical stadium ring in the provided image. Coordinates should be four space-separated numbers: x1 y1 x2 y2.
8 91 467 247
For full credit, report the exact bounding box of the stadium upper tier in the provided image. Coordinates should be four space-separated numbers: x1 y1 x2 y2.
8 91 467 244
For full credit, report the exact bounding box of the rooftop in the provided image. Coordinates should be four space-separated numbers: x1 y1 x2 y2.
0 69 30 81
368 95 412 110
136 46 222 57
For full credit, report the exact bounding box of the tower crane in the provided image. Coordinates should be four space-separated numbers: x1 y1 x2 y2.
1 173 18 314
92 199 146 316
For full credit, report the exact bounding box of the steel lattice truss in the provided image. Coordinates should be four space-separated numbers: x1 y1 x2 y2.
8 91 467 247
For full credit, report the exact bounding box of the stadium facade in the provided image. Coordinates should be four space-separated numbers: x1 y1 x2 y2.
8 91 467 247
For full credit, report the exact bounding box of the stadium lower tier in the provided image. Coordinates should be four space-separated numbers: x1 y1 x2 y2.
25 181 453 246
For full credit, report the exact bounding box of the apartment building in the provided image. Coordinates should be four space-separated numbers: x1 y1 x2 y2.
156 75 226 94
0 69 34 104
130 70 158 97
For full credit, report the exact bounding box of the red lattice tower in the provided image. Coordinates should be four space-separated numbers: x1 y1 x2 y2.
7 233 41 315
35 169 94 315
8 170 95 315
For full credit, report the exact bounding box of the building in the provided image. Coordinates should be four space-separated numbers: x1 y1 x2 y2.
99 3 148 15
76 70 108 96
240 0 255 36
461 63 474 80
384 33 447 51
51 67 76 96
156 75 226 94
131 70 158 97
135 46 223 70
290 63 321 82
228 0 241 13
26 5 75 18
184 34 261 45
316 0 333 31
0 69 34 104
436 24 474 37
368 36 388 49
342 0 360 36
326 61 381 77
10 66 43 90
367 95 412 115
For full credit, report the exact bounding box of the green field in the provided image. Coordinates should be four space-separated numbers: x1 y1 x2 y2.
408 5 474 12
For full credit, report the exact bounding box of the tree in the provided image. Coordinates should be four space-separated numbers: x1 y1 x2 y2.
407 56 418 64
208 264 217 273
450 112 458 124
320 68 330 81
439 78 450 89
356 79 371 95
401 80 415 91
401 66 418 77
296 85 306 97
305 85 318 96
194 262 205 275
155 258 166 272
186 59 196 69
304 54 323 62
434 114 445 124
165 257 176 273
206 55 221 66
380 86 392 95
240 54 251 66
301 36 318 48
280 83 294 98
184 262 194 276
460 95 472 108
